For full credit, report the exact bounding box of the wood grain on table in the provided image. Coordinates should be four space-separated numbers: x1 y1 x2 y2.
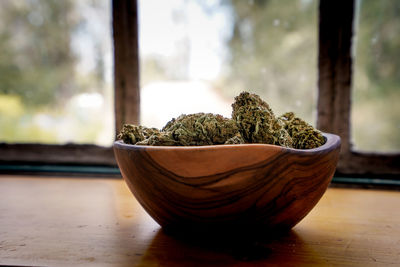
0 176 399 266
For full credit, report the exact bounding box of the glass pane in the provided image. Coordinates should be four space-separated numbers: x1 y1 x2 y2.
0 0 114 146
352 0 400 152
139 0 318 129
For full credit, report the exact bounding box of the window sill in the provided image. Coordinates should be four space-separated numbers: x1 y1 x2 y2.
0 175 399 266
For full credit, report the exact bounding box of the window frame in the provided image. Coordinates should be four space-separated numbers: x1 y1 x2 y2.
0 0 399 177
318 0 400 177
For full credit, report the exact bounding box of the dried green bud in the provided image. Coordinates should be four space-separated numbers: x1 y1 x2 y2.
117 92 325 149
162 113 240 146
117 124 159 145
232 92 293 147
224 133 245 144
279 112 325 149
232 91 275 116
136 131 178 146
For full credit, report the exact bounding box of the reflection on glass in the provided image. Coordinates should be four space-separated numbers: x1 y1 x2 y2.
352 0 400 152
139 0 318 129
0 0 113 146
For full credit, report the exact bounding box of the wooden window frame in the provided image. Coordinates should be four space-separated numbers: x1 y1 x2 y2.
0 0 399 176
318 0 400 177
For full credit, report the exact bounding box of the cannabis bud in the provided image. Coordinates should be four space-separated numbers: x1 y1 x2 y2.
232 92 293 147
161 113 243 146
117 91 325 149
117 124 159 145
118 113 244 146
279 112 325 149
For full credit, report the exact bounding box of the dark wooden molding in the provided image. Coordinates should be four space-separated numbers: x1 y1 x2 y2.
113 0 140 134
317 0 354 152
339 152 400 176
0 143 116 166
318 0 400 176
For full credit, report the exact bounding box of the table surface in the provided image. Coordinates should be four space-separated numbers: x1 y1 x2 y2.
0 175 399 267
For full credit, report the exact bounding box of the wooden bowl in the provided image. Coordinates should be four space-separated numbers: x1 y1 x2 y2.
114 133 340 233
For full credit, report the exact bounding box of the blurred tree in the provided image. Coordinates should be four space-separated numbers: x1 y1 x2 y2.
0 0 80 107
352 0 400 151
354 0 400 98
219 0 318 122
0 0 113 145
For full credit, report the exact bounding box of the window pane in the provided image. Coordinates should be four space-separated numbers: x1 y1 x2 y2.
352 0 400 152
139 0 318 129
0 0 114 146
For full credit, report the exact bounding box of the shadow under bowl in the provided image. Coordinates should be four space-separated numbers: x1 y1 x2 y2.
114 133 340 233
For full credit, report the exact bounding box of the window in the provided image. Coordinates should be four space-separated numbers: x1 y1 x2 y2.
1 0 399 178
0 0 116 165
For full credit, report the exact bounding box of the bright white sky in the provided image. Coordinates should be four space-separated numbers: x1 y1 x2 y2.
138 0 235 128
138 0 232 81
72 0 113 84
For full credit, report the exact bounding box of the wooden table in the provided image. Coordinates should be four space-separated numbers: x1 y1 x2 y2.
0 176 399 266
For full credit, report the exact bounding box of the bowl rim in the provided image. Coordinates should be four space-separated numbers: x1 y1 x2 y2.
113 132 341 154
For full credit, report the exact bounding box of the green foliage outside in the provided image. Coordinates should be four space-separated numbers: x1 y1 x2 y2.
352 0 400 152
218 0 318 124
0 0 113 145
0 1 79 107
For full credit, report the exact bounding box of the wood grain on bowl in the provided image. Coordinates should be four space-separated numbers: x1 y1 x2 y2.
113 133 341 232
